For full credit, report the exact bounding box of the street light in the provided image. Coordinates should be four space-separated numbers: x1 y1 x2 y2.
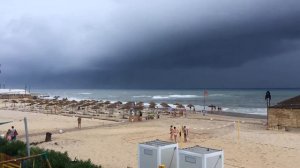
265 91 271 127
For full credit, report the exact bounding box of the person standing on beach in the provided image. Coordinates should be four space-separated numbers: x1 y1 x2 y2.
173 126 179 142
6 129 11 141
170 125 173 140
10 126 18 141
183 126 189 142
77 117 82 129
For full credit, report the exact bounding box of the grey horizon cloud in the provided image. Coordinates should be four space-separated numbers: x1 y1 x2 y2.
0 0 300 88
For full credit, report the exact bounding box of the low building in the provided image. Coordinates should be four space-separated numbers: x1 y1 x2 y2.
0 89 32 99
268 95 300 128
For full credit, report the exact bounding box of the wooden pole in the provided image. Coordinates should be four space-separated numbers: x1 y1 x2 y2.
237 120 240 143
24 117 30 168
203 90 206 111
180 125 183 148
24 117 30 157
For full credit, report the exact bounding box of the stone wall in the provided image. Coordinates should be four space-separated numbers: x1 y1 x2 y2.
268 108 300 128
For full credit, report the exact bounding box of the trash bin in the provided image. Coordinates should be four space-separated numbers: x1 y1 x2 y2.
45 132 52 142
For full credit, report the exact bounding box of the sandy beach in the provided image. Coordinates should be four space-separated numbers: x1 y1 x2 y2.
1 108 299 168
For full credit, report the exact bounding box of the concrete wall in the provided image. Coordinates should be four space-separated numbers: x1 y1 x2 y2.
268 108 300 128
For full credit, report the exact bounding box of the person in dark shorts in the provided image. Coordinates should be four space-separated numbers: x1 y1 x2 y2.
173 126 179 142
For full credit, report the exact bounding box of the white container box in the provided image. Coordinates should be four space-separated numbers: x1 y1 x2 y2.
179 146 224 168
138 139 179 168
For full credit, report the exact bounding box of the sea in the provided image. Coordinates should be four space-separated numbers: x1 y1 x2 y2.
31 89 300 116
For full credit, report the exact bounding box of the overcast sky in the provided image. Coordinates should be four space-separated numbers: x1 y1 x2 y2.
0 0 300 89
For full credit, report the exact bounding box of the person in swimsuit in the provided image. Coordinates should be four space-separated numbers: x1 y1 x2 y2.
173 126 178 142
170 125 173 140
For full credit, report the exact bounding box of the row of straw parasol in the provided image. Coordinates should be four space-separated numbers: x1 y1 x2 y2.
1 98 195 116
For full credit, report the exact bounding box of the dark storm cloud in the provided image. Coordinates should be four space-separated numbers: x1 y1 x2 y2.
1 0 300 88
99 12 300 70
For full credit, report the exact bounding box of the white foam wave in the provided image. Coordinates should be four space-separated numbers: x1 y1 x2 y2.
67 97 84 101
169 95 200 98
223 107 267 115
78 92 92 95
0 89 26 94
152 96 170 99
152 95 200 99
133 95 152 98
208 94 228 97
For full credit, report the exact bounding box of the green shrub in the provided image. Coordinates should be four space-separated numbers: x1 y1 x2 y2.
0 139 27 156
0 138 101 168
67 159 101 168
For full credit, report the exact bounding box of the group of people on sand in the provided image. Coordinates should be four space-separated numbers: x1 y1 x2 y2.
169 125 189 143
5 126 18 141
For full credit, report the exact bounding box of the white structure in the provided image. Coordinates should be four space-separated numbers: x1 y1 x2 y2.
0 89 26 95
179 146 224 168
138 139 179 168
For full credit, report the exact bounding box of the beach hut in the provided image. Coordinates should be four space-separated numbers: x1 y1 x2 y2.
179 146 224 168
138 139 179 168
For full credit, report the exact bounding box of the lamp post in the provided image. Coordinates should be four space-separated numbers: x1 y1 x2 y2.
265 91 271 127
0 64 2 89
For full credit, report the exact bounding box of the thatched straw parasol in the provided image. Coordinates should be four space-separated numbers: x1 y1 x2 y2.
91 105 100 110
10 100 18 107
114 101 123 106
120 104 131 110
208 104 216 110
107 103 117 109
186 104 194 109
136 101 144 106
134 105 144 110
174 102 181 106
3 100 9 107
103 101 111 105
120 102 135 111
160 102 170 108
176 104 185 109
70 103 78 112
148 102 156 109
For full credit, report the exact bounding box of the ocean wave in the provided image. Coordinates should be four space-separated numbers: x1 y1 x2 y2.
133 95 152 98
68 97 84 101
152 95 200 99
169 95 200 98
208 94 228 97
223 107 267 115
78 92 92 95
152 96 170 99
